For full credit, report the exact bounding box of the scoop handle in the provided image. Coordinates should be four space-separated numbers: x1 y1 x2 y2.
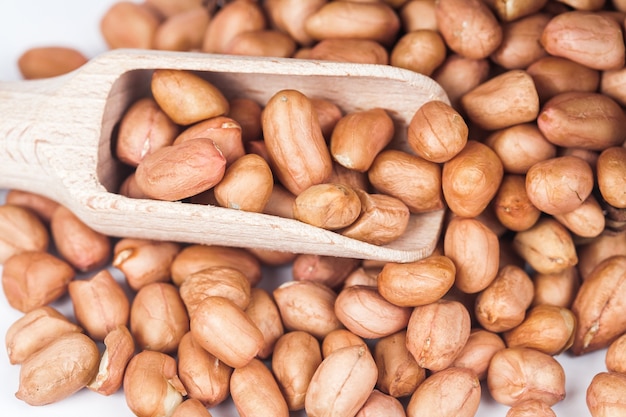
0 61 115 206
0 77 64 195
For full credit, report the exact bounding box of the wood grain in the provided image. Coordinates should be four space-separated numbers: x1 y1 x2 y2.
0 49 449 262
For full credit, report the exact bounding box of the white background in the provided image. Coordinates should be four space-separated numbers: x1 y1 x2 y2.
0 1 609 416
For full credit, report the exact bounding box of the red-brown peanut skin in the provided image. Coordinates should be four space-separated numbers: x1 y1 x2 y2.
540 11 625 71
330 108 394 172
355 389 406 417
264 0 327 46
373 330 426 398
405 299 471 372
244 287 285 359
484 123 557 175
134 138 226 202
461 70 540 131
493 174 541 232
571 255 626 355
5 306 83 365
190 296 264 369
0 205 49 263
525 155 594 216
177 332 232 408
1 251 74 313
153 7 210 52
487 347 566 407
527 56 600 104
334 285 412 339
230 358 289 417
309 38 390 65
305 344 378 417
432 54 491 109
406 367 481 417
15 333 100 406
368 149 444 213
170 244 262 287
115 97 180 167
18 46 88 79
444 217 500 294
451 329 506 380
537 92 626 151
597 146 626 209
435 0 502 60
390 30 447 76
50 205 111 272
271 331 322 411
123 350 186 417
130 282 189 354
304 1 401 46
262 89 333 196
151 69 229 126
475 265 535 333
224 29 297 58
586 372 626 417
173 116 245 165
442 140 504 218
69 269 130 341
100 1 160 50
512 217 578 276
377 255 456 307
273 281 342 340
408 100 468 164
201 0 266 54
490 13 551 70
506 399 556 417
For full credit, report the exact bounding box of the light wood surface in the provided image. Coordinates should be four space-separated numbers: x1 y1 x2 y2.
0 49 449 262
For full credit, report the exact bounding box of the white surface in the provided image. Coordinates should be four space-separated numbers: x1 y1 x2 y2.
0 1 609 416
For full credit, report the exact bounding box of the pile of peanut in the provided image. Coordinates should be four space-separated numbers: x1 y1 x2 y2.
4 0 626 416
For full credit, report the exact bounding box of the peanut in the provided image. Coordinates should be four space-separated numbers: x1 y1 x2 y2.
475 264 534 333
444 216 500 294
262 89 332 195
271 331 322 410
151 69 229 125
571 255 626 355
374 330 426 397
334 284 412 339
17 46 87 79
487 347 566 406
586 372 626 417
69 269 130 341
123 350 187 417
305 344 378 417
190 296 263 368
441 140 503 218
244 287 285 359
16 332 100 406
177 332 232 407
1 251 74 313
0 204 49 262
88 325 135 396
5 306 83 365
377 255 455 307
230 358 289 417
407 100 468 163
130 282 189 353
503 304 576 355
541 11 625 71
406 367 481 417
405 299 471 371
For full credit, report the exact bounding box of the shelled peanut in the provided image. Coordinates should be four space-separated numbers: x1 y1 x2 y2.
4 0 626 417
113 68 442 248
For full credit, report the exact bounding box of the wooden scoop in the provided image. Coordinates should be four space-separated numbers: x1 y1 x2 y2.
0 49 449 263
